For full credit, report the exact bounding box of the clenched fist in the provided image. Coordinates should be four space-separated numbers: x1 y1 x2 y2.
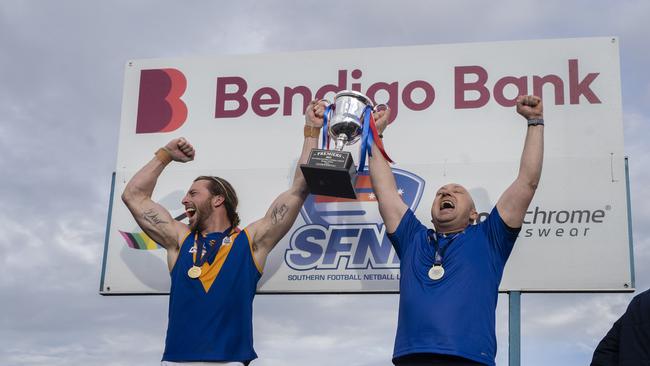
373 106 392 135
516 95 543 121
305 99 327 128
163 137 195 163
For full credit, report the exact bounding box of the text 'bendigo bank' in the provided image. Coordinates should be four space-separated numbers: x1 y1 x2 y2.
215 59 601 122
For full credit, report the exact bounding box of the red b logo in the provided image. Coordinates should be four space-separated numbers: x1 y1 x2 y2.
136 69 188 134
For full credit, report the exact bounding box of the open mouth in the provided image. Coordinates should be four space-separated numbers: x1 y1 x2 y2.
186 207 196 219
440 200 455 210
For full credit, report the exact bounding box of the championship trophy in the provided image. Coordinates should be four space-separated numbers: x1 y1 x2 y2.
300 90 393 199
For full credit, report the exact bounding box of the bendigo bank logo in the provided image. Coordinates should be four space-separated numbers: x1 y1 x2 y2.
136 68 188 134
285 169 425 271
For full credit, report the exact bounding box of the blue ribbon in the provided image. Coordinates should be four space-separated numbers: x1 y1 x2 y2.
322 104 332 149
357 106 374 173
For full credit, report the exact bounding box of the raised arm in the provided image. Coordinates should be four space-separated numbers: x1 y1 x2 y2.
121 138 194 266
246 100 324 268
496 95 544 228
369 107 408 233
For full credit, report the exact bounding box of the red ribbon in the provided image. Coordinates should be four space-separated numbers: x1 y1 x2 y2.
369 113 393 163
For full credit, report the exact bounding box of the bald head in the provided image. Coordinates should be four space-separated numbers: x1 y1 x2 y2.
430 183 478 233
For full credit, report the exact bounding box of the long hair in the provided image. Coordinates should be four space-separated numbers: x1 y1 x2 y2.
194 176 240 228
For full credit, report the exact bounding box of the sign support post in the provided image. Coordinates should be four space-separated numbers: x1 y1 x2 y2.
509 291 521 366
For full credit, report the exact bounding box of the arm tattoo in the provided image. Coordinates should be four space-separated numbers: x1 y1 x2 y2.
143 209 169 226
271 204 289 225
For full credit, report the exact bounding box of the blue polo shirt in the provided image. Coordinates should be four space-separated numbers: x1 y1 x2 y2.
388 207 519 366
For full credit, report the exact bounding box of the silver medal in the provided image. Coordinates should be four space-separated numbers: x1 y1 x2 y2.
428 265 445 280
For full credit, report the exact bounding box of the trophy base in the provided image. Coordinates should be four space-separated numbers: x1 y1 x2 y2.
300 149 358 199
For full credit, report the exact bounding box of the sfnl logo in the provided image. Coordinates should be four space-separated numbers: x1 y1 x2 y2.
285 170 425 271
135 68 188 134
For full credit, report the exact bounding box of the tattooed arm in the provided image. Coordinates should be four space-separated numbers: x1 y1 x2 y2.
246 100 324 269
121 138 194 269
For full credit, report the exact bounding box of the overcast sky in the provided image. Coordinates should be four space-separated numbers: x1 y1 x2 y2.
1 1 649 365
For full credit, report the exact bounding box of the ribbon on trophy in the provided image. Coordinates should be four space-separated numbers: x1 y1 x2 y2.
358 105 393 173
321 104 333 150
321 103 393 173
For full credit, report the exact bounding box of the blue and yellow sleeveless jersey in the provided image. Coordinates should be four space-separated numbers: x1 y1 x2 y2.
162 228 263 364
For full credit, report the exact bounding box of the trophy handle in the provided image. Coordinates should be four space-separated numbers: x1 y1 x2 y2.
320 99 334 150
319 98 332 107
324 101 334 120
374 103 388 112
319 98 334 124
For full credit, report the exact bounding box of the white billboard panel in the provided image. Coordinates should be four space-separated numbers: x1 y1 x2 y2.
101 37 632 294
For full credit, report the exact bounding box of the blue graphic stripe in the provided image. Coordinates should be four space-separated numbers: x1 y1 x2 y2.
318 210 367 217
355 187 374 193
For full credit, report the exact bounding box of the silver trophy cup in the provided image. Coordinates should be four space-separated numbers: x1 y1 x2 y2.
328 90 375 150
300 90 383 199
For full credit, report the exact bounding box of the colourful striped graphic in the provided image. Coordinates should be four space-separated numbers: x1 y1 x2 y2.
119 230 162 250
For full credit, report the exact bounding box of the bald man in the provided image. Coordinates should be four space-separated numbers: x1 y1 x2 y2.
369 95 545 366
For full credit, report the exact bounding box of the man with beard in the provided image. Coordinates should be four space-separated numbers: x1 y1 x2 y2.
121 100 354 365
368 95 545 366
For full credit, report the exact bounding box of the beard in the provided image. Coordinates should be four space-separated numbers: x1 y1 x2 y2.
189 199 214 232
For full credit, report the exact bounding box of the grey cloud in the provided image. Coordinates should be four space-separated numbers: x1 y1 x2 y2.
2 0 650 365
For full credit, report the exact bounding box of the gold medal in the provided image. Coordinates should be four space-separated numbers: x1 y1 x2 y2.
187 265 202 279
428 265 445 280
